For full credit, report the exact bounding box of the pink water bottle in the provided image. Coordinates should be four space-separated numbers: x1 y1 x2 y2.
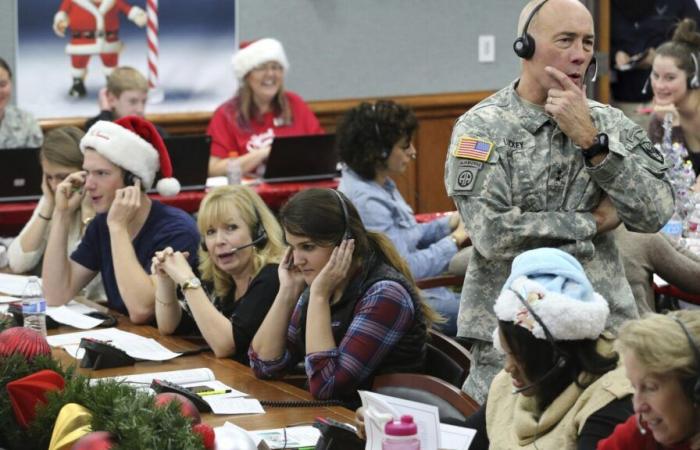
382 415 420 450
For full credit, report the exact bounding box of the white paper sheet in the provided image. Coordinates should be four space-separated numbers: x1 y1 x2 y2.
653 274 669 287
95 367 216 385
0 273 39 296
359 390 441 450
46 327 181 361
46 305 104 329
250 426 320 449
206 397 265 415
439 423 476 450
215 422 260 450
0 295 20 304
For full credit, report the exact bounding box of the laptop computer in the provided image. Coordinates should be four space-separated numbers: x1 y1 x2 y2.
0 147 43 202
161 135 211 192
262 134 338 183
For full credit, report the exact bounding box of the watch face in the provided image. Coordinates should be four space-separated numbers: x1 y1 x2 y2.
598 133 608 146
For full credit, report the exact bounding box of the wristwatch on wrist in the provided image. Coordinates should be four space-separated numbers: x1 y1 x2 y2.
581 133 609 160
180 277 202 291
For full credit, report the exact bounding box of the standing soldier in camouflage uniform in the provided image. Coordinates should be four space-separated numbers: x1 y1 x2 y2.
444 0 674 404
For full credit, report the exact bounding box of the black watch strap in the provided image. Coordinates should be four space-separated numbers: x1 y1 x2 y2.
582 133 609 160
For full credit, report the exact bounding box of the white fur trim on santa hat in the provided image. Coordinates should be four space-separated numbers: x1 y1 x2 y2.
494 276 609 341
80 120 159 190
232 38 289 81
156 178 180 197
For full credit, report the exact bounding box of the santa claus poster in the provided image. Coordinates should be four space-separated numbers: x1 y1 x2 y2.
17 0 237 118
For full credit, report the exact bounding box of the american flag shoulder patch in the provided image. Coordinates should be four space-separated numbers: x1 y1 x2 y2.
453 136 494 161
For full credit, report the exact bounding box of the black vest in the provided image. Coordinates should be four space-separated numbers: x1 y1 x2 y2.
297 252 427 400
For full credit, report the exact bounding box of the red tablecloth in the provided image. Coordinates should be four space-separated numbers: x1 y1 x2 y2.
0 179 338 236
654 283 700 305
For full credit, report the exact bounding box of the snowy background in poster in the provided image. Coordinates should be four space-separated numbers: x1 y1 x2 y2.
17 0 237 119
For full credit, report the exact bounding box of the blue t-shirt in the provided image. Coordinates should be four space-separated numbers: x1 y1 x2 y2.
71 200 200 314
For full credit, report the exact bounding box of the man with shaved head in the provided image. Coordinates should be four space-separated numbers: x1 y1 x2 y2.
444 0 674 403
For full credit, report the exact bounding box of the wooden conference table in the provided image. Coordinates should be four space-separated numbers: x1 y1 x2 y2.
49 315 354 429
0 178 339 236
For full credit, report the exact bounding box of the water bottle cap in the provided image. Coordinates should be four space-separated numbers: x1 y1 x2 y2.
384 415 417 436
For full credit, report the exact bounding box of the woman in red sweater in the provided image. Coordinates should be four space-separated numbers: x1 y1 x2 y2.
207 38 323 177
598 311 700 450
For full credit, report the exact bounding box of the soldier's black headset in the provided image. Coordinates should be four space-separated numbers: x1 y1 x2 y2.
509 288 570 394
513 0 597 82
200 207 268 253
642 52 700 94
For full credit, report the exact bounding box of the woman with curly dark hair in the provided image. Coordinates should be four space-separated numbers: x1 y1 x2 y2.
336 100 468 335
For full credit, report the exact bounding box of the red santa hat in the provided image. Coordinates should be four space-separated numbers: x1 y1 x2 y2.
80 116 181 196
232 38 289 81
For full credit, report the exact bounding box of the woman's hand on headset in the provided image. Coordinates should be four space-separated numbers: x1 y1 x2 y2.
54 171 86 214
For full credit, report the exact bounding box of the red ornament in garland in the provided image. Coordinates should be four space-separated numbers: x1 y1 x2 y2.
154 392 202 424
72 431 115 450
0 327 51 360
192 423 216 449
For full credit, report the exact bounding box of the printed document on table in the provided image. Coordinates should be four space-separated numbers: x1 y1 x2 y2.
205 397 265 415
94 368 248 398
46 328 181 361
46 305 103 329
250 426 320 449
0 273 38 296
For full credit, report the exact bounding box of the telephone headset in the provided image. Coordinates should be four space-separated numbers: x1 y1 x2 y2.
200 206 268 253
331 189 352 242
672 316 700 403
513 0 597 82
509 288 569 394
642 51 700 94
123 170 138 187
370 103 391 160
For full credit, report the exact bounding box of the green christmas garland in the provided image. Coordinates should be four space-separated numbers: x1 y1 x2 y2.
0 351 206 449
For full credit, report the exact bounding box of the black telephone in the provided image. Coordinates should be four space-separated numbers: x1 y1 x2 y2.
150 379 212 413
79 337 136 370
314 417 364 450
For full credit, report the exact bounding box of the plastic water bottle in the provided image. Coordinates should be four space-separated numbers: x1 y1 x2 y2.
662 211 684 243
383 415 420 450
226 159 242 185
21 276 46 336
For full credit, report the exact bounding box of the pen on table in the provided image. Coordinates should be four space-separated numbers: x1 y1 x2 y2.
197 389 232 397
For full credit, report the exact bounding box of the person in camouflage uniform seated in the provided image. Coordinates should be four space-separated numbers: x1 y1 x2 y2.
444 0 674 403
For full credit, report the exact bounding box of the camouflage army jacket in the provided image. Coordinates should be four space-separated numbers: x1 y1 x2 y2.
444 81 674 342
0 105 43 149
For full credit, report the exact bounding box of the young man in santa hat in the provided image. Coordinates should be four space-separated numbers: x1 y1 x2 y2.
42 116 199 324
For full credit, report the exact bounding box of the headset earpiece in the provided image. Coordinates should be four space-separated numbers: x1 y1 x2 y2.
513 0 549 60
331 189 352 242
252 221 268 249
513 33 536 59
200 241 208 253
123 171 137 187
641 76 651 95
672 317 700 403
690 53 700 89
371 103 391 160
586 56 598 84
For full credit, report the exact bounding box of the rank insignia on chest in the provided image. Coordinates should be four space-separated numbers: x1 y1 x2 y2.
453 136 494 162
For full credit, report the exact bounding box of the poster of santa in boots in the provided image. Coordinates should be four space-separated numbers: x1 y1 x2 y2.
17 0 237 118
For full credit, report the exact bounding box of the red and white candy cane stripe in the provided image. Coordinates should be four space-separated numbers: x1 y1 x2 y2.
146 0 159 90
